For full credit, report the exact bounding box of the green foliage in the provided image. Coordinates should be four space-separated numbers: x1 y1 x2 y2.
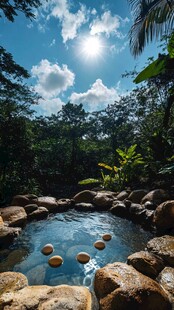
79 145 144 191
0 0 41 22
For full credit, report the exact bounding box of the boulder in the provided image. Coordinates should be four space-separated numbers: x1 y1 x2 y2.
129 203 146 223
0 216 3 226
57 198 73 211
35 197 58 212
141 189 169 205
147 235 174 266
128 189 148 204
27 207 48 221
74 202 96 211
0 284 96 310
110 201 128 218
0 271 28 294
127 251 165 278
93 192 114 209
157 267 174 305
73 190 97 203
0 249 28 272
24 204 38 214
153 200 174 231
116 190 130 201
94 262 171 310
0 226 21 247
10 195 30 206
0 206 27 227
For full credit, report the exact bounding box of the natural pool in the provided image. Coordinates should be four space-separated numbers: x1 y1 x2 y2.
0 210 153 289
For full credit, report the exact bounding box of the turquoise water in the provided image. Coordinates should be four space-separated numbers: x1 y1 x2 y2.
0 210 152 289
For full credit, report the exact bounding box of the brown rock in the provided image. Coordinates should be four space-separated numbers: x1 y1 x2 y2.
36 197 58 212
93 192 114 209
0 206 27 227
24 204 38 214
0 249 28 272
147 235 174 266
141 189 169 205
57 198 73 211
73 190 97 203
157 267 174 305
27 206 48 221
0 226 21 247
127 251 165 278
116 190 130 201
94 262 171 310
10 195 30 207
128 189 148 203
154 200 174 231
0 271 28 294
110 201 128 218
74 202 96 211
0 284 95 310
0 216 3 226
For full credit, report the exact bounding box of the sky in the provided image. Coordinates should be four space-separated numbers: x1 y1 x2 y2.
0 0 161 116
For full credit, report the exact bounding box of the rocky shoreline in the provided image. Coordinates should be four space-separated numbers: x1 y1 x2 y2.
0 188 174 309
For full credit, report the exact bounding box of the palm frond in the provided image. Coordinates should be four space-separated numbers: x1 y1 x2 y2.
128 0 174 56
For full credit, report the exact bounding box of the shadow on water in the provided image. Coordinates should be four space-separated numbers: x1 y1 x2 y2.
0 210 153 289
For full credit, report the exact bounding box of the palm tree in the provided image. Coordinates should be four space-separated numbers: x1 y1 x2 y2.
128 0 174 56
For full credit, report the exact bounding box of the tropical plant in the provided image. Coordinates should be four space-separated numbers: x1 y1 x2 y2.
79 144 144 191
128 0 174 56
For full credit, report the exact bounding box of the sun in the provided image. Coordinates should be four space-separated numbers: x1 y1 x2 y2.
81 36 103 58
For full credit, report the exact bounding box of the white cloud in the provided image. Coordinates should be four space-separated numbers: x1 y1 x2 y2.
90 11 129 38
37 0 87 43
49 39 56 47
109 41 128 54
31 59 75 98
70 79 120 110
36 97 65 116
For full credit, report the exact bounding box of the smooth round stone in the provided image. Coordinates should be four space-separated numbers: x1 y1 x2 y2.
76 252 91 264
102 233 112 241
48 255 63 267
41 244 54 255
94 240 105 250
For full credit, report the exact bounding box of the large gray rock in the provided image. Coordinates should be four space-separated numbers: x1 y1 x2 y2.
141 189 169 205
0 283 97 310
153 200 174 231
147 235 174 266
73 190 97 203
0 206 27 227
128 189 148 204
127 250 165 278
57 198 73 211
24 204 38 214
94 262 171 310
116 190 130 201
10 195 30 207
0 226 21 247
157 267 174 306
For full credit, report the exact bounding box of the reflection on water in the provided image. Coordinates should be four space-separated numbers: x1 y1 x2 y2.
0 210 153 289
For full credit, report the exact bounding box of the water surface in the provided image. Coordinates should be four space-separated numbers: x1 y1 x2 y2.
0 210 152 289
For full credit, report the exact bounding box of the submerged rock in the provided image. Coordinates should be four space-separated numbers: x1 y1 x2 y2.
0 226 21 247
94 262 171 310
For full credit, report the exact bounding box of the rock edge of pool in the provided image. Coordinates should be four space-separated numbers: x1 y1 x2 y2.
0 188 174 310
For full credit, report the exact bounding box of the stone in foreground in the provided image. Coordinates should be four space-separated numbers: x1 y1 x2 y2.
127 250 164 278
147 235 174 266
0 283 96 310
157 267 174 306
94 262 171 310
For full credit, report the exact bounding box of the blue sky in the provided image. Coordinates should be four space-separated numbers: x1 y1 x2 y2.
0 0 161 115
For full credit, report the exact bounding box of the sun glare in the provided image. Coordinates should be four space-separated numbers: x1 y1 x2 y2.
81 36 103 59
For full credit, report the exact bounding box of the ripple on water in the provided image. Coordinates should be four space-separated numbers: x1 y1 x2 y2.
0 210 153 288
